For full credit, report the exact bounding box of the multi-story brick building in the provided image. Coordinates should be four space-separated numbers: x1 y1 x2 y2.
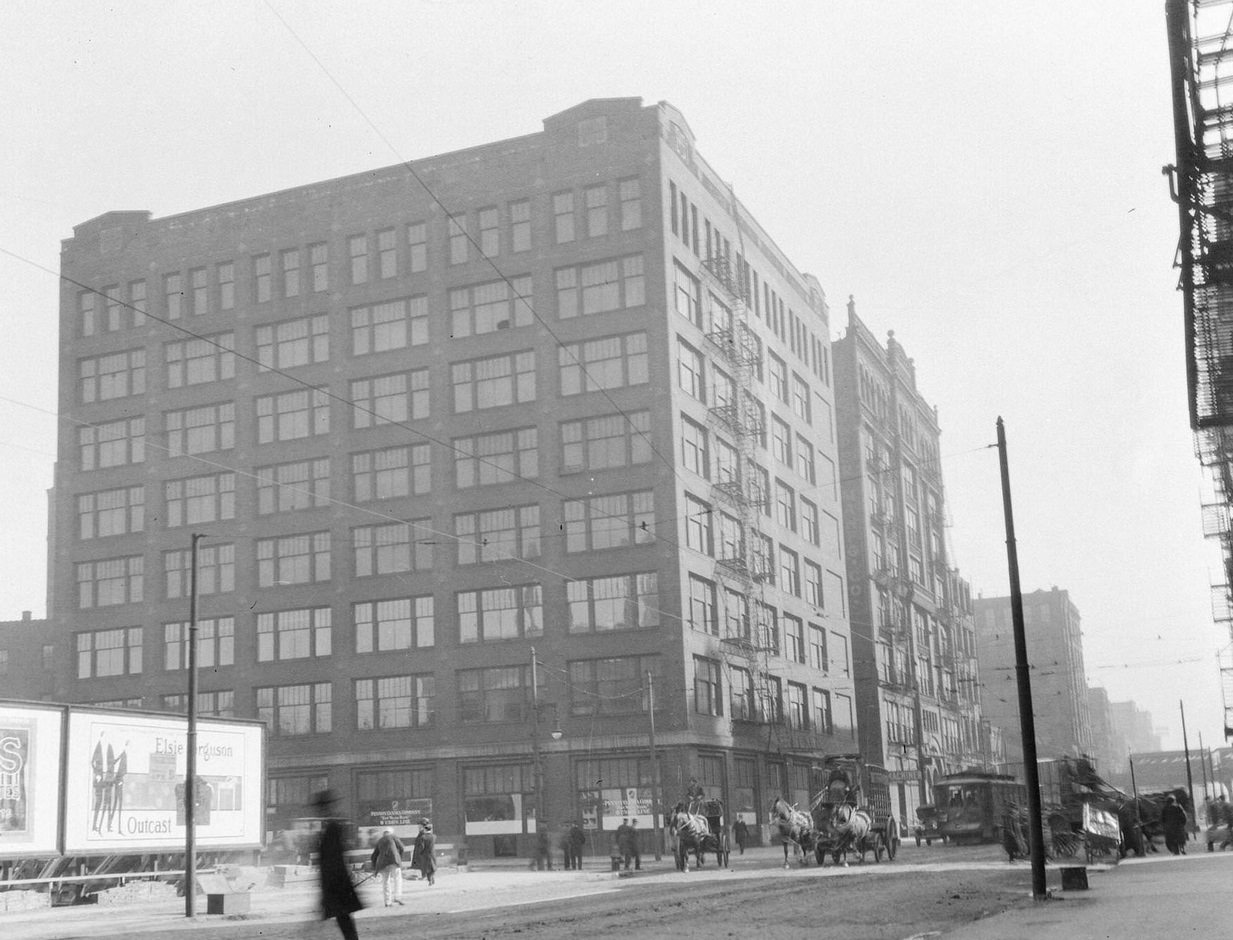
51 97 854 857
833 300 986 823
973 588 1094 763
0 612 55 701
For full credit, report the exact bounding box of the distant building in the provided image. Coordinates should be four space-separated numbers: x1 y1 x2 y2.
833 300 986 822
0 611 55 701
49 98 855 855
1087 686 1120 776
1109 699 1161 756
973 588 1093 762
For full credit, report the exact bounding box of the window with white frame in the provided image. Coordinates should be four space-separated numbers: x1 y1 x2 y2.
784 614 805 664
714 436 739 485
351 369 429 427
191 269 209 315
166 271 184 318
553 191 575 243
129 279 148 325
355 596 434 653
556 255 645 318
407 223 427 273
509 199 531 252
688 574 718 635
78 486 144 539
448 216 467 264
775 479 796 532
349 234 368 284
724 588 750 642
584 185 608 237
257 682 332 735
561 411 651 472
796 435 816 484
792 374 812 424
76 627 142 678
352 444 430 501
165 402 235 456
357 675 435 730
257 532 331 587
377 227 397 278
780 545 800 596
684 493 713 555
455 506 541 564
352 521 433 577
809 622 828 672
673 261 702 327
351 297 429 354
478 207 499 256
252 254 271 303
281 249 300 298
80 349 145 403
804 559 823 608
164 617 234 670
256 458 330 515
677 338 705 402
459 585 543 642
310 242 329 291
771 416 792 467
769 353 788 403
256 388 330 443
788 681 808 729
167 333 236 387
694 656 723 716
452 351 536 412
256 316 329 371
257 607 332 661
449 276 532 337
217 263 234 310
800 497 819 545
164 543 234 598
458 667 534 723
165 472 236 527
568 655 659 716
76 556 143 608
619 178 641 230
566 573 659 632
454 428 538 488
559 332 648 396
812 687 833 733
563 490 654 552
717 511 743 563
680 415 709 478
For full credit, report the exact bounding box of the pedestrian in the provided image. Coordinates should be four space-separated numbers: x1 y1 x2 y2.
568 820 586 870
411 819 437 885
312 788 363 940
627 819 642 870
558 822 573 870
1162 795 1188 855
1217 795 1233 850
370 826 405 907
615 817 633 870
733 818 748 855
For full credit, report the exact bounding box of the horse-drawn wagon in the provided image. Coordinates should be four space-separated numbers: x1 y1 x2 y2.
668 798 730 871
809 756 899 865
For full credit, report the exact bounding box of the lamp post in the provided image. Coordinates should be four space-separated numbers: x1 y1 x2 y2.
184 532 204 918
529 647 562 869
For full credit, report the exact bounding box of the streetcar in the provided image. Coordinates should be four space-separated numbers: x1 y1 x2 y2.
933 772 1026 845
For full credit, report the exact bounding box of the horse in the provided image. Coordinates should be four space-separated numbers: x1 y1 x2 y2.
770 797 817 868
667 802 717 871
830 802 877 866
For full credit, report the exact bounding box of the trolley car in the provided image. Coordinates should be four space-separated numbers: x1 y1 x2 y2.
933 772 1026 845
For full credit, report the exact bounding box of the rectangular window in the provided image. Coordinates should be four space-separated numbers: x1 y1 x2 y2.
563 491 654 553
723 588 750 642
510 199 531 252
449 276 533 337
256 458 330 515
688 574 718 635
167 332 236 387
352 444 430 501
458 666 535 723
560 411 652 473
670 181 679 235
553 191 575 243
310 243 329 291
79 349 145 402
256 388 330 442
351 297 428 354
215 262 234 311
567 573 659 632
256 315 329 371
796 436 816 484
556 255 645 317
78 485 144 540
76 627 142 678
680 415 709 478
775 479 796 531
677 338 705 402
684 493 713 555
351 368 429 427
163 690 234 719
454 427 538 488
355 596 435 653
129 279 147 326
349 234 368 284
559 332 648 396
164 543 234 598
452 351 536 412
165 472 236 527
730 667 755 720
281 249 300 298
693 656 722 716
356 675 435 730
793 375 812 424
829 630 850 677
568 656 660 716
253 254 271 303
353 521 433 577
809 623 828 673
814 689 835 735
377 227 397 278
165 272 184 319
769 353 788 403
101 286 123 334
80 290 97 336
164 617 234 670
780 545 800 597
189 267 208 315
619 178 642 231
771 416 792 467
459 585 544 643
456 506 541 564
584 185 608 237
478 207 499 256
804 560 823 608
407 222 427 272
257 531 331 587
76 556 143 609
257 607 332 661
715 437 740 486
257 682 332 735
784 614 805 664
165 402 235 457
448 216 468 265
673 261 702 327
788 682 808 730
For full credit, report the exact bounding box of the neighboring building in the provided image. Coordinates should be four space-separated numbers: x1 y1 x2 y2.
833 301 986 823
0 611 56 701
51 98 854 856
973 588 1094 763
1087 686 1120 776
1109 699 1161 757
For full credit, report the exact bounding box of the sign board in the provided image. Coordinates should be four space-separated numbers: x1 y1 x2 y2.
888 770 919 784
64 708 264 854
0 702 63 859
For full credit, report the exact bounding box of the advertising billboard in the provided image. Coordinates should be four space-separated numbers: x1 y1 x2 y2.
64 708 263 854
0 702 63 859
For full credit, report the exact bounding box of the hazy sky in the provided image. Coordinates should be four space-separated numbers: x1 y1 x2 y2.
1 2 1219 751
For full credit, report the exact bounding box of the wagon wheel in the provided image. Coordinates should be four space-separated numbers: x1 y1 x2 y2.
873 833 885 863
885 818 900 861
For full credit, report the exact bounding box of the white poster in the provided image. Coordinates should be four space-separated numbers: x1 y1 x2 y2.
0 703 63 859
64 708 263 853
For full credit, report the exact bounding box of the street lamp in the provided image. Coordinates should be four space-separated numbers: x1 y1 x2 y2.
529 647 563 868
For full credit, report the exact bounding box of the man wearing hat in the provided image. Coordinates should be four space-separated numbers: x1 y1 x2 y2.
312 789 363 940
370 826 406 907
412 818 437 885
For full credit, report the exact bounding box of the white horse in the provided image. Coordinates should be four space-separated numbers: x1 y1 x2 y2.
668 802 716 871
770 797 818 868
830 802 876 866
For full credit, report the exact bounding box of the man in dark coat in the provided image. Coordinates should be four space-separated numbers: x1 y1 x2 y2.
568 820 587 869
313 789 362 940
1162 795 1188 855
615 818 633 870
412 819 437 885
370 827 405 907
733 818 749 855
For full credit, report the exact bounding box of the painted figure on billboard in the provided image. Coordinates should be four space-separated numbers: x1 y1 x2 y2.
90 731 111 833
105 739 130 832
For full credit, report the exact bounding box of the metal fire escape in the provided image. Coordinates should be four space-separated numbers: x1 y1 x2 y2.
1166 0 1233 737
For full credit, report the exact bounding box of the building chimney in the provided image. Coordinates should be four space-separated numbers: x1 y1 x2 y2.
21 610 31 621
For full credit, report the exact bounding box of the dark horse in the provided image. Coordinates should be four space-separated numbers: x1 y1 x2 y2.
770 797 817 867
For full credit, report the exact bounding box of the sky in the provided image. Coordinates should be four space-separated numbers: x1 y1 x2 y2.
0 1 1221 752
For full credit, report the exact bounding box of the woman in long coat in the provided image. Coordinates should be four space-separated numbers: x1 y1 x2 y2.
412 819 437 885
313 789 363 940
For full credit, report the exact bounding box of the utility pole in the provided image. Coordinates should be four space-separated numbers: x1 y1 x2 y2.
530 646 545 868
1181 699 1197 837
648 671 662 860
996 418 1047 900
184 532 203 918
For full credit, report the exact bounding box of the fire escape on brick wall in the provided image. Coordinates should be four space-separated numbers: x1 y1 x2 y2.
1166 0 1233 738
